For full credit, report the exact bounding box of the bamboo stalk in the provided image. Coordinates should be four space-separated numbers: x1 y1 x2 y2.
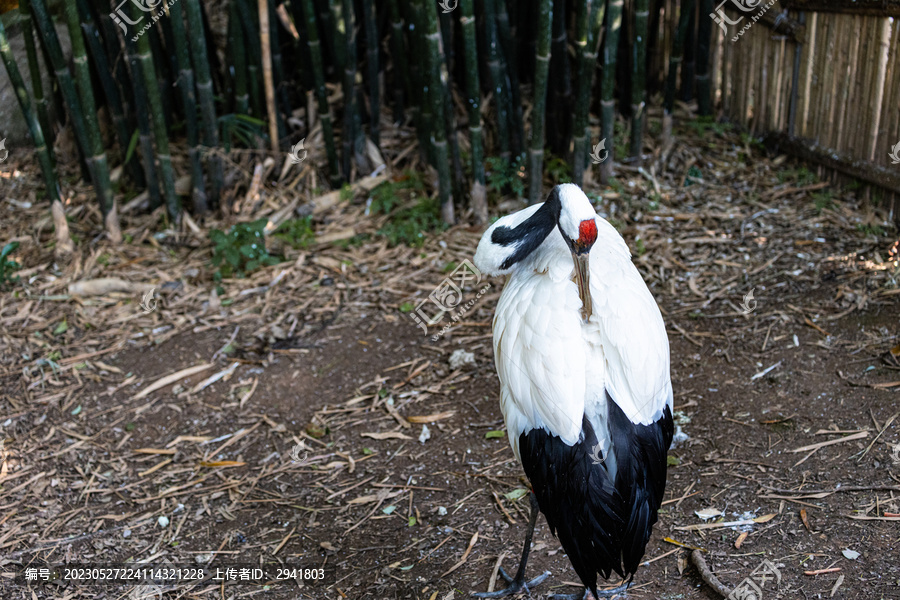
340 0 364 178
230 0 250 115
680 1 696 101
128 1 180 222
572 0 592 186
299 0 342 187
17 0 51 147
459 0 486 223
53 0 121 241
422 0 454 223
547 0 571 156
268 0 289 141
483 0 510 160
528 0 553 203
184 0 225 207
630 0 649 162
600 0 623 182
260 0 279 151
495 0 524 159
362 0 380 146
0 17 71 254
237 0 265 119
387 0 408 123
695 0 713 115
76 0 143 188
170 0 208 213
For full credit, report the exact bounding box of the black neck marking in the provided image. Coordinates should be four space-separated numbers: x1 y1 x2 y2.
491 186 562 271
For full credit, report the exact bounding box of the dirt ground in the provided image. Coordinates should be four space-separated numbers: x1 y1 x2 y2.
1 123 900 600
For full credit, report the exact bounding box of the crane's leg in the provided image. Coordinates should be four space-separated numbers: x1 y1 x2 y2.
473 492 550 598
548 582 631 600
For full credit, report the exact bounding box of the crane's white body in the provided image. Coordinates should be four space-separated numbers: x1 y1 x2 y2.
475 200 673 475
473 185 674 590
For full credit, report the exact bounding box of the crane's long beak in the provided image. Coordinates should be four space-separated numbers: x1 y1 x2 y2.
573 252 592 322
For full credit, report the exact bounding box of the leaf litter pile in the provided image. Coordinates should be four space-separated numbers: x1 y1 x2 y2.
1 118 900 599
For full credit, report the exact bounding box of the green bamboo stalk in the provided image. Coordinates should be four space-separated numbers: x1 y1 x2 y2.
170 0 208 213
681 4 696 102
630 0 649 161
494 0 524 159
229 0 250 115
459 0 486 223
387 0 408 123
184 0 224 207
18 0 51 147
406 0 432 165
52 0 121 241
76 0 144 188
664 0 696 114
696 0 713 116
422 0 454 223
236 0 264 118
528 0 553 203
340 0 365 178
600 0 623 182
300 0 342 187
0 17 71 254
128 2 180 222
579 0 606 176
362 0 380 146
572 0 592 186
546 0 571 156
483 0 510 160
149 22 175 133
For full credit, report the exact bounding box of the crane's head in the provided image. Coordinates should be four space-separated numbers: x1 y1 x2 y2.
474 183 598 320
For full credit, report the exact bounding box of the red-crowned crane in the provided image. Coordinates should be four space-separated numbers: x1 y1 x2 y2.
472 183 674 600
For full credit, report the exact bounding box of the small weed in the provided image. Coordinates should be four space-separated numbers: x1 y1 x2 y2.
272 217 316 249
856 223 885 236
485 155 526 198
545 153 572 185
634 237 647 256
209 219 283 280
370 172 446 247
0 242 22 288
777 166 817 186
812 190 835 213
684 165 703 186
218 113 266 151
688 116 731 137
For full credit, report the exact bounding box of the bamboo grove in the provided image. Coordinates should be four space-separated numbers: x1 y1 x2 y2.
0 0 715 246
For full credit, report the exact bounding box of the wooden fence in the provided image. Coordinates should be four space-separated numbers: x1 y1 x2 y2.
654 0 900 220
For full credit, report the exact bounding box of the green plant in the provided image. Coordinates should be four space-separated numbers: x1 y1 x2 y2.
485 155 526 198
856 223 885 236
777 166 817 186
812 190 835 213
218 113 266 151
687 116 731 137
684 165 703 186
369 173 445 247
0 242 21 287
545 153 571 185
272 217 316 249
209 219 283 280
